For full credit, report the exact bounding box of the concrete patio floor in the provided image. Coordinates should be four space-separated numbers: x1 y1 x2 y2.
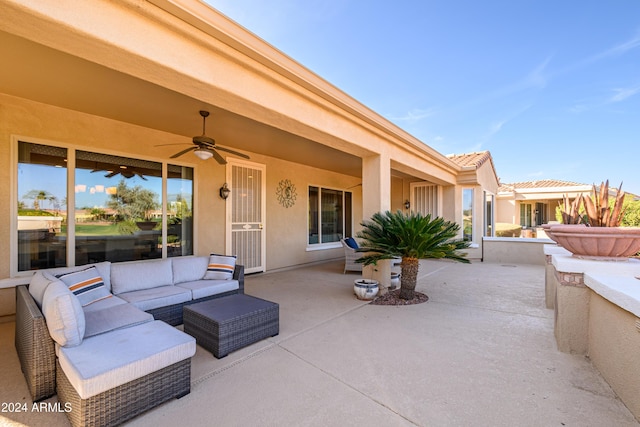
1 259 638 426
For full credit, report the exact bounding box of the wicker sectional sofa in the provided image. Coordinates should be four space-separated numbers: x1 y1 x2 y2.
15 256 244 427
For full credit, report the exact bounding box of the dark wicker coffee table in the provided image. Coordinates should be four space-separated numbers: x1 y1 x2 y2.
183 294 279 358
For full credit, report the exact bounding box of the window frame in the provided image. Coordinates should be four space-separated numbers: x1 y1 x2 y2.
11 135 196 277
307 185 353 250
462 187 474 243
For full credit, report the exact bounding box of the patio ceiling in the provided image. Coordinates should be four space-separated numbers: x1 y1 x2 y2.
0 29 362 176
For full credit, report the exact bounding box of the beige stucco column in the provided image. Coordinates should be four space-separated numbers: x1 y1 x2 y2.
362 153 391 218
361 154 392 288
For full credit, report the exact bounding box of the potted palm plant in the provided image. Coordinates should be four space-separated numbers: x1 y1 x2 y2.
551 181 640 259
356 211 470 301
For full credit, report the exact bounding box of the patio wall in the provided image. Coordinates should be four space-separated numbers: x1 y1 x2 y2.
481 237 552 265
551 254 640 421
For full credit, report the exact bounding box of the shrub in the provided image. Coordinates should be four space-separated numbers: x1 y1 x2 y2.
495 223 522 237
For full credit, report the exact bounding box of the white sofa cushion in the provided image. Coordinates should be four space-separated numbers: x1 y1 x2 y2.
171 256 208 284
42 281 85 347
84 304 153 338
111 259 173 294
176 279 239 300
28 271 55 308
82 295 128 313
58 321 195 399
116 285 191 311
57 266 112 307
203 254 236 280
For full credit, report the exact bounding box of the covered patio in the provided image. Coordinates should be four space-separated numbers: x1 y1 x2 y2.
1 260 636 426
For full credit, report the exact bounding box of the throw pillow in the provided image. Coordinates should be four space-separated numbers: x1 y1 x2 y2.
204 254 236 280
57 266 112 307
42 281 85 347
345 237 359 249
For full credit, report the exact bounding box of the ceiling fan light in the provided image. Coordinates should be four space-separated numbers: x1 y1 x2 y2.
194 148 213 160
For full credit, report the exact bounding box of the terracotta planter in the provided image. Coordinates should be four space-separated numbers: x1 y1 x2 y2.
136 221 157 231
542 223 584 244
550 225 640 260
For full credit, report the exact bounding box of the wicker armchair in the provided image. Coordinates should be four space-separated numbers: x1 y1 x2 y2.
341 238 364 273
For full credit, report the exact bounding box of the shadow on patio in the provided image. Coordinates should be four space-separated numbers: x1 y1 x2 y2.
1 260 637 426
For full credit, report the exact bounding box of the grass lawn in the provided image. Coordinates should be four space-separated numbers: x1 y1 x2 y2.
71 223 121 236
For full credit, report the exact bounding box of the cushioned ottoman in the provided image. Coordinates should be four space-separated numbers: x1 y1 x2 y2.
183 294 279 358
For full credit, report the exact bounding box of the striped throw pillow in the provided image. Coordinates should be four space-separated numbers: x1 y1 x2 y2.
57 266 112 307
204 254 236 280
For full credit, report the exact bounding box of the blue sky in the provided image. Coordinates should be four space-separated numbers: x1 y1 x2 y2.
205 1 640 195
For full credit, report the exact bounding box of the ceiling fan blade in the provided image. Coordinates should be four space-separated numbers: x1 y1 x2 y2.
193 135 215 147
155 143 191 147
211 149 227 165
105 171 118 178
134 171 148 180
170 147 197 158
216 146 250 159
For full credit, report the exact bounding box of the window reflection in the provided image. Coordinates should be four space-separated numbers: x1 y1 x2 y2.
75 151 163 264
167 165 193 257
463 188 473 242
17 142 67 271
308 187 352 245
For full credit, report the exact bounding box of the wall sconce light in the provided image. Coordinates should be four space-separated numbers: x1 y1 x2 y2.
404 200 410 210
219 183 230 200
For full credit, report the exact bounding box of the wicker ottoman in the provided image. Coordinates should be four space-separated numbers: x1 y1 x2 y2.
183 294 279 358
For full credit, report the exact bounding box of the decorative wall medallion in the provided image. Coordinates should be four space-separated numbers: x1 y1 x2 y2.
276 179 297 208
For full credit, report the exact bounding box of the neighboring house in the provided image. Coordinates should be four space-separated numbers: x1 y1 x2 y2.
0 0 499 301
496 179 594 230
446 152 500 241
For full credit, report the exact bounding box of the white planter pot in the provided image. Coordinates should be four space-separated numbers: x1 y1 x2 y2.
390 272 400 290
354 280 379 300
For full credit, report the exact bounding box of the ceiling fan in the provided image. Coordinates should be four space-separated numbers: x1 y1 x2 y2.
168 110 250 165
91 166 148 180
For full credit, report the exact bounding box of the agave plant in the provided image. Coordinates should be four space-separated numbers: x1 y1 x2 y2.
356 211 470 300
559 193 584 224
583 180 626 227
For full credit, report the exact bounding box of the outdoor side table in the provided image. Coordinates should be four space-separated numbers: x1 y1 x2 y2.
183 294 279 358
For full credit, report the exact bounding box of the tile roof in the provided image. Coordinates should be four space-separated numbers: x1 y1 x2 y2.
447 151 492 168
498 179 588 192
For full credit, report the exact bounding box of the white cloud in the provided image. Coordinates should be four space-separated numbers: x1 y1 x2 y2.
602 31 640 57
608 84 640 103
390 108 437 123
524 56 552 89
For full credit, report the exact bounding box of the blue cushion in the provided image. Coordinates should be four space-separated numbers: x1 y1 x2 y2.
345 237 359 249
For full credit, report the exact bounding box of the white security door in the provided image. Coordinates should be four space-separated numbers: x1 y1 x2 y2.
226 159 266 273
410 183 441 216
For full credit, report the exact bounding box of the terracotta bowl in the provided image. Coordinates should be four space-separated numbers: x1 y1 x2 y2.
542 223 584 244
550 225 640 260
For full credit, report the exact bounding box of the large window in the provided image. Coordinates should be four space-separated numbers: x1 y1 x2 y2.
308 186 352 245
16 141 193 272
484 192 494 237
462 188 474 242
17 143 68 271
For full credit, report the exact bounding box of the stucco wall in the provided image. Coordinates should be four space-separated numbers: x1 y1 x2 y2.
1 94 362 281
496 197 517 224
588 292 640 419
482 237 549 265
261 153 361 271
